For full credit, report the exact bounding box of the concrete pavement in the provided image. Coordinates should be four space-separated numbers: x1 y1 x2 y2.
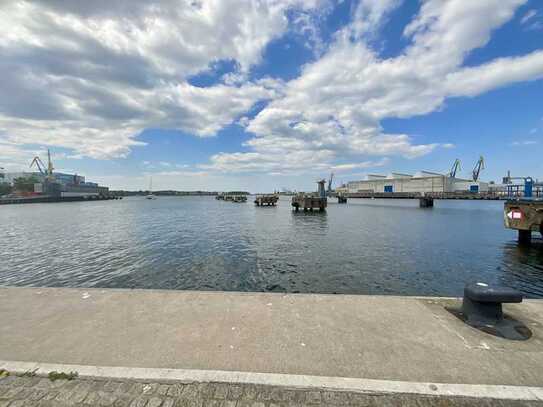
1 287 543 403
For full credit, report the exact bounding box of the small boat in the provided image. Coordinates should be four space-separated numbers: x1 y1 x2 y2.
146 177 156 200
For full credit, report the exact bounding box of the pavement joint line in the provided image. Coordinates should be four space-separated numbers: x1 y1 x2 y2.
1 360 542 402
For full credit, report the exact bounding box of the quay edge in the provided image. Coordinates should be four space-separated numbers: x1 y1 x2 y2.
1 286 543 398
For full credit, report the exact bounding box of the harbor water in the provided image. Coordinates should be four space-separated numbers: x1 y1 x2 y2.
1 196 542 298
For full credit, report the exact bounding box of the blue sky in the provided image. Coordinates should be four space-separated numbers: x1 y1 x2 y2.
0 0 542 192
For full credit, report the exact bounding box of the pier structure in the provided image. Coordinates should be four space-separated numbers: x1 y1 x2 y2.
0 194 119 205
1 287 543 405
419 196 434 208
504 199 543 244
254 194 279 206
216 192 248 203
292 180 327 212
345 191 505 208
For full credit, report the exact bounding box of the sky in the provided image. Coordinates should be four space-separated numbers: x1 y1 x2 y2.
0 0 542 192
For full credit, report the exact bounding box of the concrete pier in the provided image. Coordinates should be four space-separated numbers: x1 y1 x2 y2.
0 195 119 205
291 196 327 211
1 287 543 403
419 197 434 208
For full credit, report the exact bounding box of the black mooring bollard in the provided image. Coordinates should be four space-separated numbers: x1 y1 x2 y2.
462 282 522 324
457 282 530 340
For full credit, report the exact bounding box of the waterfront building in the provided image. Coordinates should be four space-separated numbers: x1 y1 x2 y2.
2 171 108 198
344 171 489 194
2 171 87 186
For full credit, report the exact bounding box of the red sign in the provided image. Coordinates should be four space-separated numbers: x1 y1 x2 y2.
507 210 522 220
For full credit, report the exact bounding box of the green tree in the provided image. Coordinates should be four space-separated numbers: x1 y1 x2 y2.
13 175 40 193
0 183 12 196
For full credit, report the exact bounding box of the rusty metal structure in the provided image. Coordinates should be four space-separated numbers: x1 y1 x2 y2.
254 194 279 206
504 199 543 244
292 180 327 212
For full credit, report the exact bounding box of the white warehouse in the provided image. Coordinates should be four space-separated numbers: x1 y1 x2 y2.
343 171 489 194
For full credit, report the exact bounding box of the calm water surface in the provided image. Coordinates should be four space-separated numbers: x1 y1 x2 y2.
1 196 542 297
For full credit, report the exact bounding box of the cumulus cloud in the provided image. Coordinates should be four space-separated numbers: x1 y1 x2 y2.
351 0 402 38
0 0 325 159
446 51 543 96
1 0 543 175
208 0 542 173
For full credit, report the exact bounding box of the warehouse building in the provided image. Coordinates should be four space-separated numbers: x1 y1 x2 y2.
1 171 107 197
1 171 87 186
342 171 489 194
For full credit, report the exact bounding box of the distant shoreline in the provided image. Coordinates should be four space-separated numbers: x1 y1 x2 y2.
111 190 221 197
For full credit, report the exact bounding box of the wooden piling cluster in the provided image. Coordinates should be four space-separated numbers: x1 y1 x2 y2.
291 194 327 212
216 193 247 203
254 194 279 206
419 197 434 208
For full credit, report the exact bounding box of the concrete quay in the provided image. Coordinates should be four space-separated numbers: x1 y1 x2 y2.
1 287 543 404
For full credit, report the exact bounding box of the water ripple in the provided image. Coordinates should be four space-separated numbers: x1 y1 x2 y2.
0 197 542 298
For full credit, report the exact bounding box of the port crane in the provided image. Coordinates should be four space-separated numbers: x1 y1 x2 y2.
30 149 55 181
472 156 485 182
448 159 461 178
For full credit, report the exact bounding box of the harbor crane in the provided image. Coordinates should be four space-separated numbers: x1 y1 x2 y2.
448 159 461 178
472 156 485 182
30 149 55 181
327 172 334 193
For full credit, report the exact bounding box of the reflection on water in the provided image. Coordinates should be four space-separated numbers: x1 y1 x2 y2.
499 240 543 297
1 196 542 298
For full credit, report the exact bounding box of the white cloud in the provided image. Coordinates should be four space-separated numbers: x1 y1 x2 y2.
446 51 543 96
351 0 402 38
145 170 210 177
1 0 543 177
331 157 390 172
210 0 541 173
0 0 326 159
512 140 538 146
521 9 537 25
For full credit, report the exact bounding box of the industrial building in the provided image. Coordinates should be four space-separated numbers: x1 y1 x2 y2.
340 171 489 194
1 171 90 186
1 171 107 198
1 150 108 199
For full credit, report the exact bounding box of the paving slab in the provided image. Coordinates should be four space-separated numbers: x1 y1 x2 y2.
0 287 542 397
1 375 542 406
